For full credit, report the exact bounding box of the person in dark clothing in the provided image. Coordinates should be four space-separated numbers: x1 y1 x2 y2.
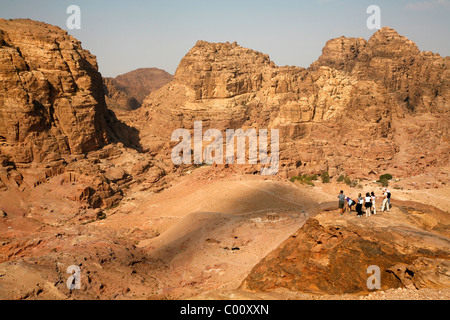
338 190 346 215
356 193 364 218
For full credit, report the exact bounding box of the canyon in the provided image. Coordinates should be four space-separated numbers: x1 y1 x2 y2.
0 18 448 300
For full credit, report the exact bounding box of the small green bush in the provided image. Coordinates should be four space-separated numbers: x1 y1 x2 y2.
321 172 330 183
337 174 359 188
290 175 316 186
344 176 352 185
380 178 389 187
380 173 393 181
97 213 106 220
300 175 315 186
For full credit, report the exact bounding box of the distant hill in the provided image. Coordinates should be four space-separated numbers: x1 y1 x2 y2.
103 68 173 110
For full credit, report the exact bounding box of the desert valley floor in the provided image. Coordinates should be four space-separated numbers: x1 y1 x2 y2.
1 166 449 300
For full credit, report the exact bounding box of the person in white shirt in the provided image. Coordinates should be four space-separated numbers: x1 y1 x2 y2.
364 192 372 217
381 188 390 212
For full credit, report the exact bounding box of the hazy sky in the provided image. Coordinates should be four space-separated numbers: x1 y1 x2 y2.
1 0 449 77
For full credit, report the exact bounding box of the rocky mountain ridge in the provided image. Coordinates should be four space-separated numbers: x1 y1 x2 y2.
139 27 449 179
103 68 173 110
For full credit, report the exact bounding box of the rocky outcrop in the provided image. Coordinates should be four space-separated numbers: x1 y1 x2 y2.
174 41 273 100
103 77 140 110
240 205 450 294
103 68 173 110
0 19 148 208
140 41 276 134
0 19 112 165
139 27 450 179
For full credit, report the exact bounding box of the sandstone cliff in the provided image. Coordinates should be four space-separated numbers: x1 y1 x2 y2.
0 19 111 164
139 28 450 179
0 19 145 208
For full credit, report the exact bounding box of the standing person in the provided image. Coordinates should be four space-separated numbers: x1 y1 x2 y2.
371 192 377 215
386 189 391 210
364 192 373 217
381 188 390 212
338 190 346 216
356 193 364 218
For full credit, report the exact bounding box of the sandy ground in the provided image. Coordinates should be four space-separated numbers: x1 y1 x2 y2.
95 169 449 300
1 166 448 300
93 168 337 298
393 187 450 214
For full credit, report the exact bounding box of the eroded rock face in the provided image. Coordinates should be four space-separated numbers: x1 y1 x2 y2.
240 215 450 294
0 19 150 209
103 77 140 111
174 40 274 100
103 68 173 110
0 19 111 165
240 219 401 293
139 27 450 179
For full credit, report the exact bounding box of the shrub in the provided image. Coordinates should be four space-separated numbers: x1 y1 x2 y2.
342 176 360 188
380 173 393 181
380 178 389 187
299 175 315 186
97 212 107 220
344 176 352 185
337 175 345 183
321 171 330 183
290 175 315 186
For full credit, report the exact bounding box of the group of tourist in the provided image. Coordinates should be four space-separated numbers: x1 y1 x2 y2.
338 188 391 218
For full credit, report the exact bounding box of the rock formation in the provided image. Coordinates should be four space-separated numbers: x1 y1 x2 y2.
139 28 450 179
0 19 111 164
103 68 173 110
1 20 448 213
240 204 450 294
0 19 149 208
103 77 140 110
